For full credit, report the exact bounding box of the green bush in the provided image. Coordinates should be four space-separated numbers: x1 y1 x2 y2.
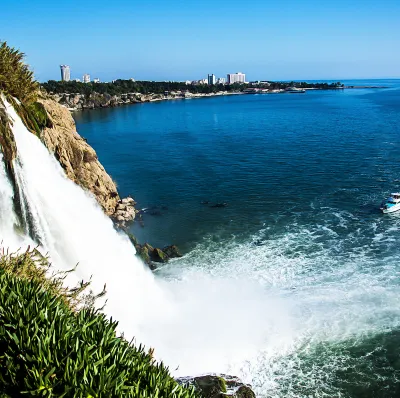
0 41 39 104
0 253 196 397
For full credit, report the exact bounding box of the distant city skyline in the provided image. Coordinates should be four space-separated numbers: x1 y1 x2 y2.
2 0 400 82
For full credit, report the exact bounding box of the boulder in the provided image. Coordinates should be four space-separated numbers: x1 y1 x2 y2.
151 248 168 263
112 196 136 226
177 375 256 398
162 245 182 258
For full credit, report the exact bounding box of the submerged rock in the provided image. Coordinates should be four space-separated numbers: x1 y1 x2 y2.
177 374 256 398
210 202 228 208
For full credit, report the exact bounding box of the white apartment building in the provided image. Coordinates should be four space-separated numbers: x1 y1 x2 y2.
93 78 100 83
83 74 91 83
217 77 226 84
60 65 70 81
227 72 246 84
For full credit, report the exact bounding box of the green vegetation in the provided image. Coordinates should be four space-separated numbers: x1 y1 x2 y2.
41 79 343 97
0 41 51 137
42 80 241 96
0 41 39 104
0 248 196 397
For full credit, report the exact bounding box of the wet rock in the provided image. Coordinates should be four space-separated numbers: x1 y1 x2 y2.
152 248 168 263
125 233 183 270
162 245 182 258
177 374 256 398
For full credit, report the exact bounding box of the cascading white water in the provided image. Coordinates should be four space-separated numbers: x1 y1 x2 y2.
0 97 278 380
0 152 18 246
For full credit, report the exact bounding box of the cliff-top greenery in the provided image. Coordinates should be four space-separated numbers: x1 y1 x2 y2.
42 79 343 97
0 41 50 137
0 41 39 104
0 248 196 397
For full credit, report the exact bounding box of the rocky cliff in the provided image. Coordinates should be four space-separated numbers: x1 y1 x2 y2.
50 91 233 111
37 95 120 215
52 92 164 110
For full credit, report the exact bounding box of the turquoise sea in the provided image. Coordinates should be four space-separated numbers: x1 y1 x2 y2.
74 79 400 397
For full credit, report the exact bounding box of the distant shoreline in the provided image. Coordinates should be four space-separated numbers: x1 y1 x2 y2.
50 85 387 112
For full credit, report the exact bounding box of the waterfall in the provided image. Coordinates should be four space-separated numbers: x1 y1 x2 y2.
1 97 168 339
0 97 280 381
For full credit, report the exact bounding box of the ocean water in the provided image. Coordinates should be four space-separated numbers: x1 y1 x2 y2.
74 80 400 397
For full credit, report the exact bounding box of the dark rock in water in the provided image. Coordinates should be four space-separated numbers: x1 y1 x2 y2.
177 374 256 398
151 248 168 263
210 202 228 208
201 200 210 205
126 233 182 270
143 243 155 252
163 245 182 258
136 245 150 265
253 239 264 246
193 375 226 397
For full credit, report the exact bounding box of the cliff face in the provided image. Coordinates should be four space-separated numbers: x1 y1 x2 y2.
37 96 120 215
0 99 17 172
52 92 163 110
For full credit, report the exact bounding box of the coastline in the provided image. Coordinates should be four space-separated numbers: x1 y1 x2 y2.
52 91 244 112
51 85 386 112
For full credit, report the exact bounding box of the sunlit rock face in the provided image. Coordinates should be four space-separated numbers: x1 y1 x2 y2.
38 96 120 215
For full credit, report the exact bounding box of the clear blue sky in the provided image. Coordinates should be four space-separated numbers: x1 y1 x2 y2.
2 0 399 82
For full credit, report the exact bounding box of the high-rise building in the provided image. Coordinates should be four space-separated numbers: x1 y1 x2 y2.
217 77 226 84
227 72 246 84
83 74 91 83
208 74 216 85
60 65 70 81
93 78 100 83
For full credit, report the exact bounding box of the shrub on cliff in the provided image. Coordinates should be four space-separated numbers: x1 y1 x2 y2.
0 41 38 104
0 249 196 397
0 41 52 138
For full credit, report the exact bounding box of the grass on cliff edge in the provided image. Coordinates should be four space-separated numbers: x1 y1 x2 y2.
0 247 197 398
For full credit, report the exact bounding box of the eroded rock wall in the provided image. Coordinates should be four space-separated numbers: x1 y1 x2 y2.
37 96 120 215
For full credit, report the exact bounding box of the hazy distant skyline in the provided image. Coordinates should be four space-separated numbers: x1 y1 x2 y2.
2 0 400 82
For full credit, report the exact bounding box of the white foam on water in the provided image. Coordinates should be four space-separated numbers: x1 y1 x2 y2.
161 216 400 395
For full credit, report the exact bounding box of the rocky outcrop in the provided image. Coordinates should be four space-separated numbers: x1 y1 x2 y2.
126 234 182 270
51 92 165 110
0 99 17 172
177 375 256 398
37 95 120 215
112 197 136 226
49 91 234 111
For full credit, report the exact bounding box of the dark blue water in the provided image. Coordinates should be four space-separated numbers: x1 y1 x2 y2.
74 81 400 250
74 80 400 397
